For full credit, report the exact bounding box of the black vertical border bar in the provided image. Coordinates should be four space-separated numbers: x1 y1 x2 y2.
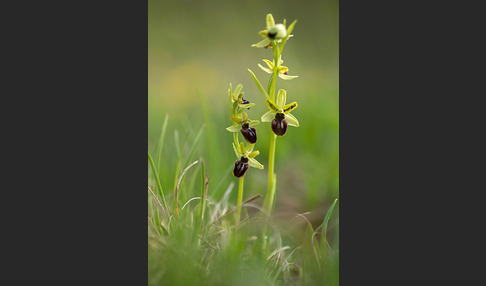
340 0 486 284
340 0 417 284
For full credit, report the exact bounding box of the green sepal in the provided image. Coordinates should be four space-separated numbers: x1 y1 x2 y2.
251 38 271 48
261 110 275 122
226 124 241 132
279 74 298 80
233 84 243 101
248 120 260 127
248 157 264 169
258 64 273 74
285 113 299 127
266 14 275 29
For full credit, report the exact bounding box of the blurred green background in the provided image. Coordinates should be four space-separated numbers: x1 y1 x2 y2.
148 0 338 232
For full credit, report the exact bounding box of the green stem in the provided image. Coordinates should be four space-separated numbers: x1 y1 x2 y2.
262 40 281 215
263 133 277 213
235 176 245 224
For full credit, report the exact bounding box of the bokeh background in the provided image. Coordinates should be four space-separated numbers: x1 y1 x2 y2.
148 0 338 238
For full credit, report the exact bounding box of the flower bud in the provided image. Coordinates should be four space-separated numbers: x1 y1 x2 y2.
233 157 249 177
241 123 257 143
271 113 287 136
267 24 287 40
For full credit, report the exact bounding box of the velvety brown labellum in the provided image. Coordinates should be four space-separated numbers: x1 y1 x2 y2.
271 113 287 136
241 123 257 143
233 157 249 177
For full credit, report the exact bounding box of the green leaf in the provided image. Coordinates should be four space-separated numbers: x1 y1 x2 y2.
248 69 271 101
286 20 298 35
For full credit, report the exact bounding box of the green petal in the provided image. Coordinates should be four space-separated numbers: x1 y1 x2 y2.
248 157 264 169
246 143 254 153
238 102 255 109
279 74 298 80
283 102 298 113
251 38 271 48
230 116 241 124
278 66 289 74
263 59 274 69
259 30 268 37
240 142 246 154
285 113 299 127
266 14 275 29
261 110 275 122
277 89 286 107
248 150 259 158
248 120 260 127
258 64 273 74
265 99 279 111
232 143 240 158
226 124 241 132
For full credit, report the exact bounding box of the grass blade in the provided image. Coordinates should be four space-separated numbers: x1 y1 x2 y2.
199 160 209 231
155 114 169 176
174 160 199 216
148 151 169 214
319 198 338 259
183 124 205 169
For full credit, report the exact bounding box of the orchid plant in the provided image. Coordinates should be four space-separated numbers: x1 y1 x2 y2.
249 13 299 215
226 13 299 223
